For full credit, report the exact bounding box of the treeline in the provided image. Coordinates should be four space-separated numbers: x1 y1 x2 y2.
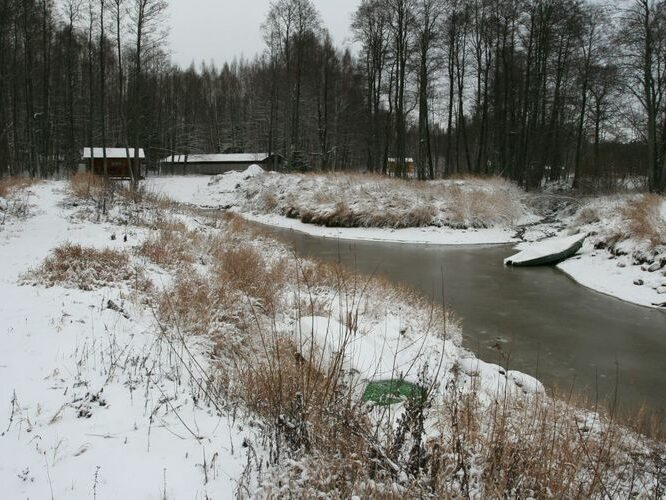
353 0 665 190
1 0 665 191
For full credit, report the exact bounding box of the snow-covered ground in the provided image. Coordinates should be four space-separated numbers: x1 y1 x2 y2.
556 195 666 309
0 183 257 499
2 178 663 497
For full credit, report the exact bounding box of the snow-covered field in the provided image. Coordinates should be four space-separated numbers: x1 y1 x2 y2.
0 182 255 498
1 178 664 497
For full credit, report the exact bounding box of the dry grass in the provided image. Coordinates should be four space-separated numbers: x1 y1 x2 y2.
575 206 602 226
69 172 108 201
139 219 201 267
240 335 369 456
0 176 40 199
212 245 287 313
420 383 661 498
244 172 526 230
24 243 151 291
256 369 664 498
118 183 176 211
622 194 666 248
156 271 235 339
447 183 524 228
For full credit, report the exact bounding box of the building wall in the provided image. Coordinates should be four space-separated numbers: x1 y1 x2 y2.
159 162 263 176
89 158 142 178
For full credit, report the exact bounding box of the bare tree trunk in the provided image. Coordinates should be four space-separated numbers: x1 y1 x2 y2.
100 0 108 178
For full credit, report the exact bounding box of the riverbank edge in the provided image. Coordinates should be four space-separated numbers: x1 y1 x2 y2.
238 211 521 246
556 254 666 312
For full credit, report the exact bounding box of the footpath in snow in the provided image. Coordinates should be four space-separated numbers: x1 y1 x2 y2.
0 182 255 499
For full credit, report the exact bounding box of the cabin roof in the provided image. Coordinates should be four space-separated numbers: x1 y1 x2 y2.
387 157 415 163
161 153 273 164
82 148 145 159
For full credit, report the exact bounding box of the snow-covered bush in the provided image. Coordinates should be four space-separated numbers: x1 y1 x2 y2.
24 243 151 291
240 173 529 230
570 194 666 262
138 219 201 267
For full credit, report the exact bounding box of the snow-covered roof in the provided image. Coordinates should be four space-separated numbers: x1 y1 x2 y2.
161 153 271 164
388 157 415 163
82 148 145 159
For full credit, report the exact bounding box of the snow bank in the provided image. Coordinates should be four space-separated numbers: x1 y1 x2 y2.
244 212 519 245
504 233 586 266
558 239 666 309
244 164 265 177
296 315 545 401
554 195 666 309
148 173 532 245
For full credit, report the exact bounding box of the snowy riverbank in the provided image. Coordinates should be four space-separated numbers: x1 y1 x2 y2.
147 170 535 245
148 169 666 309
557 194 666 310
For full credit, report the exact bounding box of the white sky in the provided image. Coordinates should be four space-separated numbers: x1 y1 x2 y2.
167 0 361 68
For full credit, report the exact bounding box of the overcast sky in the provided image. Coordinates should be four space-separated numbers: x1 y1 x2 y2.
167 0 361 69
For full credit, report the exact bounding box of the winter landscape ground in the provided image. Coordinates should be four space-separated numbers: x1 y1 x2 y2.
1 173 665 498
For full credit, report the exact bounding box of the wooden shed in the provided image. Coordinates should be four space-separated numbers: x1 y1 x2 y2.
387 157 416 178
159 153 283 175
82 148 145 179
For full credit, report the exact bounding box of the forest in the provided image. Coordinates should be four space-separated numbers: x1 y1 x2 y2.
1 0 666 191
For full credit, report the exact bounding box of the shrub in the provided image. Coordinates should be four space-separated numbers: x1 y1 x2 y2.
70 172 108 201
212 245 286 312
239 333 369 459
25 243 151 291
241 173 526 230
156 272 229 337
139 220 200 267
0 176 39 199
622 194 666 248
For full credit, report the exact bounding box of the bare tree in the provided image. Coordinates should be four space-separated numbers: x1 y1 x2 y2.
264 0 320 169
128 0 168 185
619 0 666 192
415 0 442 179
387 0 416 178
352 0 391 173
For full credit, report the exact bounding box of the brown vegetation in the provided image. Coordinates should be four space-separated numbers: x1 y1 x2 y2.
25 243 151 291
0 176 40 199
247 173 526 230
69 172 108 202
622 194 666 248
139 220 200 267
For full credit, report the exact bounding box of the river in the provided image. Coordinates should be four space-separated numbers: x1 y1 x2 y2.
261 224 666 421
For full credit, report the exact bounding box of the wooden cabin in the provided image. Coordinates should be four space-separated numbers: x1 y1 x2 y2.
387 157 416 178
82 148 145 179
159 153 284 175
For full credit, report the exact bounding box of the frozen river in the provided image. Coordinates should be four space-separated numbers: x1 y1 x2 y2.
263 224 666 422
